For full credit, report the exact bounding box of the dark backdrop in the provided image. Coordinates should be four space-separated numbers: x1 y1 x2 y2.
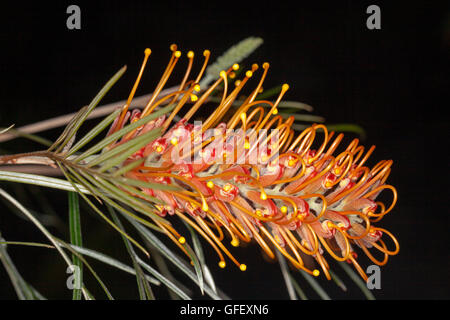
0 1 448 300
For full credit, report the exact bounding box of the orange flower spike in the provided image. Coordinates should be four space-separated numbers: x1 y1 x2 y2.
106 46 399 280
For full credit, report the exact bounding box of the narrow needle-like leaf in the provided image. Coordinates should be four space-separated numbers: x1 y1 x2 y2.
124 214 225 300
66 109 121 157
55 66 127 153
300 270 331 300
68 192 83 300
74 104 175 163
339 262 375 300
109 206 155 300
276 250 297 300
0 170 89 194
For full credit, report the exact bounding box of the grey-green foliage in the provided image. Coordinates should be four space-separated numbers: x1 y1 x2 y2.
200 37 264 88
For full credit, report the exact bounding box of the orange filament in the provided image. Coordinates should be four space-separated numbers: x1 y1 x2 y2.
116 48 152 131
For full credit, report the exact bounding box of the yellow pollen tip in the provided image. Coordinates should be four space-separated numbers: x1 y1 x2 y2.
203 49 210 56
281 206 288 214
206 181 214 189
231 239 239 247
194 84 201 92
245 70 253 78
170 44 177 51
219 70 227 78
239 264 247 271
156 146 163 153
144 48 151 56
244 141 250 149
178 237 186 244
190 94 198 102
202 203 209 212
255 209 262 216
223 184 232 192
272 108 278 115
187 51 194 58
282 83 289 91
170 137 178 146
288 159 297 167
263 62 270 68
229 72 236 79
327 221 334 229
235 80 241 86
313 269 320 277
260 191 268 201
218 261 226 268
232 63 239 71
175 51 182 58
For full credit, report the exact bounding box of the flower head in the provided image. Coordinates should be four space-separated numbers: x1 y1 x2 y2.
107 45 399 280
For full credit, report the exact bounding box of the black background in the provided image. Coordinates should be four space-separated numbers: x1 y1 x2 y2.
0 1 448 300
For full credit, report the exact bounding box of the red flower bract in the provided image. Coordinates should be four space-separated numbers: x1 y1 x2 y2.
106 45 399 280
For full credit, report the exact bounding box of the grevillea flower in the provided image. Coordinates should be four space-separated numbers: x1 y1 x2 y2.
106 45 399 281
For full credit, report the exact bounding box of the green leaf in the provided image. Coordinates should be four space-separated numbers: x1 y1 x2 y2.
73 169 166 225
112 158 145 177
66 109 121 157
277 100 314 112
48 106 88 152
68 192 83 300
278 112 325 123
60 165 150 258
74 103 175 163
117 176 180 192
67 244 160 286
109 206 155 300
329 269 347 292
255 84 283 100
339 262 375 300
136 256 192 300
182 239 204 296
110 179 164 206
0 188 92 300
299 270 331 300
55 238 114 300
0 233 37 299
275 250 297 300
0 170 90 194
324 123 367 140
288 274 308 300
124 214 225 300
93 128 162 172
201 37 263 87
54 66 127 153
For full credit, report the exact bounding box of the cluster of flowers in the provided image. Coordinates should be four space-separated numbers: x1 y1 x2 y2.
106 45 399 280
